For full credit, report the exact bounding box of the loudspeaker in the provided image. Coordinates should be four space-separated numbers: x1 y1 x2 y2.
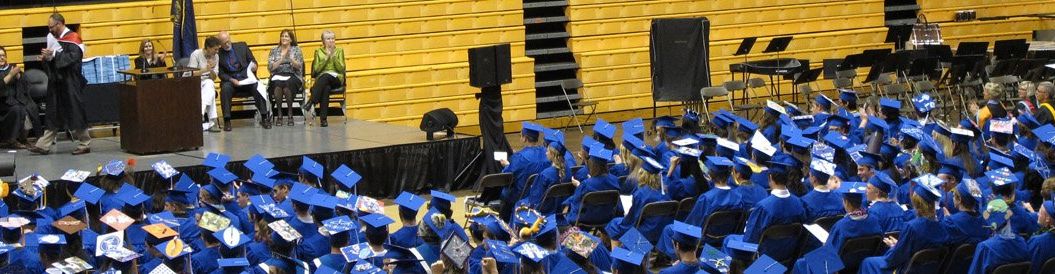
650 18 710 102
468 44 512 88
420 108 458 140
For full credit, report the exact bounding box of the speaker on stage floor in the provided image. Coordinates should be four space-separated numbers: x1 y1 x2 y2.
420 108 458 140
650 18 711 102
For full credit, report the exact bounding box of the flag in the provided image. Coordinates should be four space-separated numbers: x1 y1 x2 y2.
171 0 199 60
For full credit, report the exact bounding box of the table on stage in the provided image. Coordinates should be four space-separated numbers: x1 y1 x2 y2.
117 67 202 155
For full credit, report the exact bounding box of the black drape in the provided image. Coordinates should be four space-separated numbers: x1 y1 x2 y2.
478 87 510 175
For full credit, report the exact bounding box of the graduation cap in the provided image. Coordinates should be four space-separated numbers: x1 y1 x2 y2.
836 181 868 199
146 211 179 227
736 117 759 133
214 226 251 249
879 97 901 111
288 183 318 204
704 156 734 174
244 154 275 174
394 191 425 213
988 152 1015 170
1018 113 1041 129
699 244 733 273
550 254 585 273
611 247 646 271
101 160 127 177
593 118 616 140
622 118 645 138
217 258 250 272
822 132 851 150
522 122 544 138
103 245 140 263
913 181 943 203
866 116 889 132
143 223 179 240
59 200 86 218
203 152 231 168
810 159 837 182
673 137 700 147
900 126 924 142
198 210 232 232
716 138 742 156
867 172 897 194
951 127 976 144
711 113 734 128
617 228 653 254
207 168 238 185
734 156 764 175
249 171 277 190
745 254 787 274
300 156 325 178
588 146 614 162
429 190 455 211
684 109 702 124
815 94 835 109
912 93 936 113
675 146 702 158
937 159 965 179
955 179 985 208
802 246 845 274
148 263 176 274
654 116 678 128
100 209 135 231
59 169 91 183
853 151 881 168
765 100 788 116
989 118 1015 136
560 229 600 259
838 89 857 103
361 213 394 232
787 136 813 152
165 175 197 205
52 215 87 235
116 184 150 207
985 167 1017 190
622 133 646 152
485 240 520 264
332 164 363 189
670 221 702 246
471 213 512 241
72 183 103 207
156 238 192 259
251 196 290 220
323 215 357 235
149 161 179 180
514 242 550 263
268 220 303 242
792 115 815 128
27 234 66 249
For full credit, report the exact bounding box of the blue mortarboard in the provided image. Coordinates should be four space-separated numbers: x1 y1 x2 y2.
838 89 857 103
787 137 813 151
1043 199 1055 220
622 133 646 151
1037 124 1055 145
704 156 734 174
684 109 702 123
207 168 238 185
1012 143 1035 161
780 125 802 141
853 151 880 168
815 94 835 109
332 165 362 189
778 114 795 127
868 172 897 194
879 97 901 110
1018 113 1040 129
593 119 616 140
27 234 66 247
611 247 646 270
581 136 600 152
823 132 850 150
699 244 733 273
288 184 318 204
803 246 845 274
641 156 665 174
485 240 520 264
521 122 544 138
244 154 275 174
550 254 585 273
712 113 734 128
745 254 786 274
59 200 86 217
986 167 1017 190
670 221 702 245
988 152 1015 170
361 213 394 229
311 193 339 210
937 158 965 179
214 226 251 248
866 116 889 132
203 152 231 168
514 242 550 263
430 190 455 208
155 238 192 259
655 116 677 128
956 179 985 207
218 258 250 269
394 192 425 212
900 126 924 142
792 115 814 128
736 117 758 133
622 118 645 137
544 128 565 145
785 102 804 116
300 156 325 178
101 160 126 177
618 228 653 254
802 126 822 139
912 93 936 113
147 211 178 226
323 215 356 234
836 181 867 199
74 183 105 204
767 158 796 174
588 146 614 162
116 184 150 206
827 112 849 129
202 183 223 200
250 171 277 189
913 181 942 203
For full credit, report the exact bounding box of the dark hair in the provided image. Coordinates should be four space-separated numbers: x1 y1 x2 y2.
769 170 789 186
204 36 222 48
679 158 709 194
675 240 697 253
843 195 863 210
398 207 416 222
0 45 6 54
279 29 298 46
366 228 389 246
49 13 65 24
330 231 350 248
587 158 609 177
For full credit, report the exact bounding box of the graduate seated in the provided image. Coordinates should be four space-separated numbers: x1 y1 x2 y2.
391 192 425 248
968 199 1030 274
801 159 845 221
858 181 950 274
721 156 807 262
515 133 572 213
657 156 745 260
942 181 990 245
605 154 671 246
866 172 910 233
792 182 882 274
563 146 622 226
657 222 703 274
497 122 551 219
1028 199 1055 274
313 215 355 272
988 168 1040 235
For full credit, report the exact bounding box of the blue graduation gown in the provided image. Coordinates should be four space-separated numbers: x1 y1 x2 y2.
658 186 745 258
658 261 701 274
664 175 699 201
253 257 294 274
733 183 768 209
895 183 914 206
749 171 771 190
390 225 423 248
191 246 221 274
801 189 845 221
762 124 779 144
296 231 331 262
611 163 630 178
416 242 442 265
859 217 949 274
604 186 670 242
1 248 42 274
100 192 122 214
1027 232 1055 274
1009 203 1039 235
517 166 570 214
501 146 550 202
868 201 910 232
941 211 989 245
721 192 807 261
563 174 621 225
825 214 883 253
467 246 487 274
139 259 162 274
313 253 348 272
968 234 1029 274
246 241 273 266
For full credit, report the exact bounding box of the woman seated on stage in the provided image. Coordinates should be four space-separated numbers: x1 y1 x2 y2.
302 30 345 127
134 39 166 80
0 45 37 149
267 29 303 126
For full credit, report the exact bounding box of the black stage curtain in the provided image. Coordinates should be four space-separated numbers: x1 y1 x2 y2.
83 83 122 124
124 137 482 199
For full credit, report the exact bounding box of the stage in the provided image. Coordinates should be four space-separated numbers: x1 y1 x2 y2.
12 119 483 199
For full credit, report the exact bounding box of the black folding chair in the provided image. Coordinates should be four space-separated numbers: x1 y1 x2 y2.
940 243 976 274
902 247 948 274
634 201 679 226
537 183 575 214
674 197 695 221
990 261 1031 274
1040 257 1055 274
467 173 513 211
755 223 805 267
838 235 883 273
701 210 746 246
573 190 621 229
518 173 538 201
813 215 843 231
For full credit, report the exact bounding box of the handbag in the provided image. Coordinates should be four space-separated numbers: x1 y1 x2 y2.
910 14 943 47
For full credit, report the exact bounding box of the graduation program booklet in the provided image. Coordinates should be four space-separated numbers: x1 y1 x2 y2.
493 151 508 162
803 223 829 244
620 195 633 215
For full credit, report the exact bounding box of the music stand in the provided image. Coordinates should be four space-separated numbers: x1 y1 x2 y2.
823 59 843 79
885 25 913 50
792 67 823 103
955 42 989 56
908 57 941 80
763 37 793 53
923 45 953 62
860 49 892 67
994 39 1029 60
735 37 757 56
840 53 865 70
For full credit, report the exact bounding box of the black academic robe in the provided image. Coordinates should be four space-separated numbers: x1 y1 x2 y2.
41 39 89 131
0 66 38 140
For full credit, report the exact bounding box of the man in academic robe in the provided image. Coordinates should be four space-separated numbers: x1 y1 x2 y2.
29 13 91 155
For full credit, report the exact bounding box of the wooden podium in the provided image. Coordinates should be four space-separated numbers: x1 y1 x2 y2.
117 67 203 154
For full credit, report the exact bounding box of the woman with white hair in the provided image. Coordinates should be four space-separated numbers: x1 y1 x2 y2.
972 82 1007 129
1016 81 1036 115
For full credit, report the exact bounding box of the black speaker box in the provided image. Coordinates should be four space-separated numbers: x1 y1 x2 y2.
468 44 512 88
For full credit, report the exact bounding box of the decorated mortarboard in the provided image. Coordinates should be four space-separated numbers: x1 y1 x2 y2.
699 244 733 273
811 142 836 162
717 137 741 154
836 181 867 198
745 254 786 274
95 231 125 255
989 118 1015 135
950 127 975 142
207 168 238 185
561 228 600 259
617 228 653 254
912 173 943 189
810 158 836 177
29 234 66 247
323 215 357 234
198 210 232 232
802 246 845 274
588 147 614 162
675 146 703 158
394 191 425 212
521 122 544 137
332 164 363 189
300 156 325 178
1036 124 1055 145
611 247 646 269
0 216 29 229
142 223 179 239
101 160 127 177
912 93 936 113
268 220 303 242
147 211 179 227
593 118 616 140
100 209 135 231
203 152 231 168
514 242 550 263
673 137 700 147
1012 143 1035 160
838 89 857 102
156 238 192 259
59 200 86 217
355 195 385 214
485 240 520 264
242 154 274 174
150 160 179 180
900 126 924 141
251 196 290 220
59 169 91 183
985 167 1017 189
214 226 251 248
52 215 87 235
765 100 788 116
148 263 176 274
913 181 943 203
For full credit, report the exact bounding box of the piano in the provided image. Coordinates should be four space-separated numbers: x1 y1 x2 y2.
729 58 809 78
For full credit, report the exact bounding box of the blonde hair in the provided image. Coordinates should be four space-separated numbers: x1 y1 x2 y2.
911 194 936 220
546 146 567 182
620 145 642 182
637 168 662 190
1020 81 1037 97
984 82 1005 99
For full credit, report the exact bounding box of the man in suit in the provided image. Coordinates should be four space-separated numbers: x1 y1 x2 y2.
217 31 270 131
